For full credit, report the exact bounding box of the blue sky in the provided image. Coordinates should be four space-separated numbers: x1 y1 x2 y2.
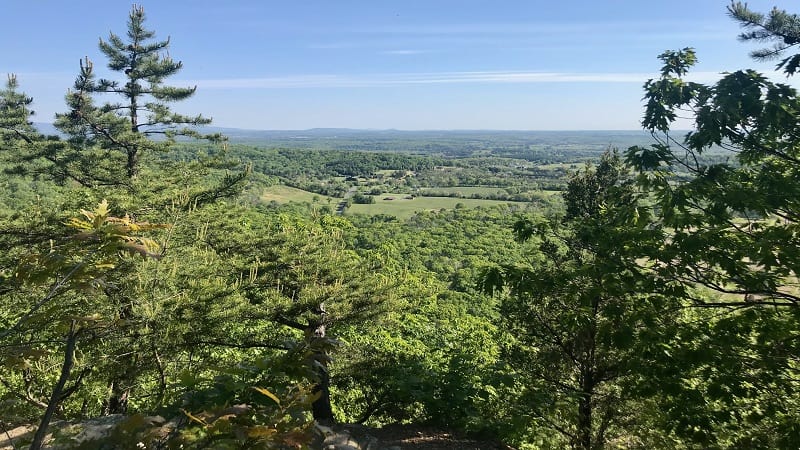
2 0 798 130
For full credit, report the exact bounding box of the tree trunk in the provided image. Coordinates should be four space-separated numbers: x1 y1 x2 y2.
577 318 597 450
311 352 334 423
103 381 129 415
126 148 139 179
126 88 139 178
103 296 135 415
30 321 79 450
103 350 136 414
309 303 335 424
577 372 592 450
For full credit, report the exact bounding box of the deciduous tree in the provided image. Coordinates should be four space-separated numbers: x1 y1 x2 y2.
623 4 800 444
482 151 675 449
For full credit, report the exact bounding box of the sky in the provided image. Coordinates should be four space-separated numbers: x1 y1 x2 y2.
1 0 799 130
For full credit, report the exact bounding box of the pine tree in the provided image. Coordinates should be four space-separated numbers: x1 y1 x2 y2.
0 75 71 184
480 151 675 449
46 5 235 416
0 74 37 144
54 4 220 184
728 1 800 74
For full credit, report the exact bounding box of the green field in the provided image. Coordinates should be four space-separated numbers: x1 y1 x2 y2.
537 190 563 197
418 186 510 196
259 185 335 204
345 194 523 219
420 187 562 196
537 162 582 170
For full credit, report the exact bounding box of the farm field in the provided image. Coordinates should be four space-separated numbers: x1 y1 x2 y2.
419 186 563 198
345 194 524 219
258 185 335 204
418 186 511 196
536 162 581 170
418 186 562 201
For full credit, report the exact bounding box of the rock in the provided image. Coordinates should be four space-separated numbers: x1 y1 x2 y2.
0 424 36 450
320 423 382 450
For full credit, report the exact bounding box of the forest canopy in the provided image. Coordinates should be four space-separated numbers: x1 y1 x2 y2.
1 2 799 450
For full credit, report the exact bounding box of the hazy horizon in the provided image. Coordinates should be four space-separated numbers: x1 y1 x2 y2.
31 121 657 134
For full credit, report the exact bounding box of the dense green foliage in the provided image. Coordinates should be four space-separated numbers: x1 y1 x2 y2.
481 152 673 448
620 33 800 446
2 3 800 450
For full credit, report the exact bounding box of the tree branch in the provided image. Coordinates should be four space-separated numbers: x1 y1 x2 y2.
0 377 48 410
183 339 290 351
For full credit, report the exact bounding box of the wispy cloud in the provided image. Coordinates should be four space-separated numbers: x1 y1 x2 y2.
306 20 731 53
380 49 428 55
348 20 732 42
307 43 356 50
353 20 719 35
187 70 757 89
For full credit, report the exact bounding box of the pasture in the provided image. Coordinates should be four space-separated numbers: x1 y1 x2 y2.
259 185 335 204
345 194 524 219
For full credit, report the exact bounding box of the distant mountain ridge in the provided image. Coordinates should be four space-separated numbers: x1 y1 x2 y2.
33 122 651 143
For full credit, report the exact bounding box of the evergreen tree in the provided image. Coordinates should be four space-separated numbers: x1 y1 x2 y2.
0 74 36 144
53 4 220 186
482 151 675 449
728 1 800 74
0 75 54 181
232 212 399 423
